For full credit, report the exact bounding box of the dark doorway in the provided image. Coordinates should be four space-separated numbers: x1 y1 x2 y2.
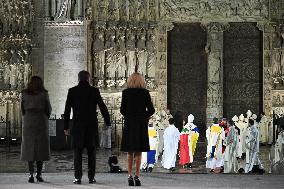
167 23 207 140
223 23 263 119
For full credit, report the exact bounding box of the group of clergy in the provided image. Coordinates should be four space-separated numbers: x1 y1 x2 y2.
140 110 200 172
206 110 284 174
140 109 283 174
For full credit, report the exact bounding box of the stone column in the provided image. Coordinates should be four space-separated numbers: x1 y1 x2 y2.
266 23 284 115
44 0 50 19
157 22 173 111
257 23 271 116
77 0 83 19
203 22 229 127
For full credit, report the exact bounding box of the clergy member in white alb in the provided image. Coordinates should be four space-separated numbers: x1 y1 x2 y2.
162 118 180 171
245 119 265 173
271 125 284 174
206 117 225 173
224 120 239 173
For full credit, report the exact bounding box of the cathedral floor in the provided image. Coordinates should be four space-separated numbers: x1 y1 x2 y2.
0 142 273 174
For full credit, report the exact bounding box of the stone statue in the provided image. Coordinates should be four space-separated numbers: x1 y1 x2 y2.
10 64 18 90
93 52 104 78
115 51 127 78
147 32 157 52
264 53 271 67
137 31 146 50
17 65 24 90
108 0 119 20
272 52 281 77
105 50 116 78
93 29 105 52
272 33 282 49
119 0 128 20
24 63 31 87
137 50 147 77
208 52 221 83
56 0 77 20
128 0 137 21
147 52 156 78
9 49 19 64
117 30 126 51
4 65 10 87
105 30 116 50
264 34 271 50
126 30 136 51
0 68 4 86
126 50 136 77
137 0 147 20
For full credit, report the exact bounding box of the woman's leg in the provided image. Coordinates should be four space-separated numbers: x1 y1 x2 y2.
127 152 134 176
36 161 43 176
28 161 34 175
134 152 142 177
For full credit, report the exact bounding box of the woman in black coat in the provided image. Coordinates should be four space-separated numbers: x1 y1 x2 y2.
120 73 155 186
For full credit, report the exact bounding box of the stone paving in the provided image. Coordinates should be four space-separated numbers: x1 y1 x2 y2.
0 142 273 174
0 172 284 189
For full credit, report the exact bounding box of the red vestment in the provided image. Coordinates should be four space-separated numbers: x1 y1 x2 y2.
179 133 190 165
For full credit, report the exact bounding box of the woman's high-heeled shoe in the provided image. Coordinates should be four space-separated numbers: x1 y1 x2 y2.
28 175 34 183
134 176 141 186
128 176 134 186
36 174 44 182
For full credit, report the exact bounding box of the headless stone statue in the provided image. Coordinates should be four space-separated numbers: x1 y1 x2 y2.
56 0 77 20
126 30 136 51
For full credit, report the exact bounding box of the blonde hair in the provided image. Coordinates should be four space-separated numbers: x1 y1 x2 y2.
127 73 146 88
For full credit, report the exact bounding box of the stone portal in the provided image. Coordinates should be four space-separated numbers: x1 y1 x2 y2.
167 23 207 140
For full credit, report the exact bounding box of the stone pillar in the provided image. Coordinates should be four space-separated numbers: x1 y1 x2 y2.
257 23 271 116
77 0 83 19
158 22 173 111
44 22 86 117
50 0 56 18
265 23 284 115
204 22 229 127
44 0 50 19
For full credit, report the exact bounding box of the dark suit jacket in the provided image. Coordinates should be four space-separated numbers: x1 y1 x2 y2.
64 81 111 148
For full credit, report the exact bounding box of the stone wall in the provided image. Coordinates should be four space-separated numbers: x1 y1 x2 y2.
1 0 284 134
0 0 35 138
44 22 86 117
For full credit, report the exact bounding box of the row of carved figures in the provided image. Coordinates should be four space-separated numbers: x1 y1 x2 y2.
0 91 22 137
0 63 32 91
161 0 268 19
93 27 157 52
0 47 32 65
45 0 86 20
0 0 34 35
94 49 157 79
45 0 158 21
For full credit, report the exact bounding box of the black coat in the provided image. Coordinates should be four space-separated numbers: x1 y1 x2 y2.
64 81 111 148
120 88 155 152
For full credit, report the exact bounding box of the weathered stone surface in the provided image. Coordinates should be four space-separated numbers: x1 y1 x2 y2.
44 23 85 117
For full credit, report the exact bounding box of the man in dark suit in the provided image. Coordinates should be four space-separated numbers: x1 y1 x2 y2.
64 70 111 184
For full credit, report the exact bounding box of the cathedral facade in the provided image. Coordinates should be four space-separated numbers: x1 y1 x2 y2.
0 0 284 140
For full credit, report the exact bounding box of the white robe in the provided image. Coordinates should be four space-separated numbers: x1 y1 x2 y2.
259 115 269 144
206 124 225 169
235 121 249 155
271 131 284 174
245 124 264 173
162 125 180 169
224 126 239 173
268 119 276 145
